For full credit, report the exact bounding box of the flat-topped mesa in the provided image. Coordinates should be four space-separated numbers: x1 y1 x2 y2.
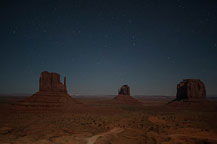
176 79 206 100
39 71 67 93
118 85 130 96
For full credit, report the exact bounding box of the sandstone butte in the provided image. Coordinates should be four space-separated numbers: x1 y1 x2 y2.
176 79 206 100
16 71 79 107
168 79 208 106
113 85 141 104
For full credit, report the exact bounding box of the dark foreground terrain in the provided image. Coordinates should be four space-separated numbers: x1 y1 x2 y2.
0 96 217 144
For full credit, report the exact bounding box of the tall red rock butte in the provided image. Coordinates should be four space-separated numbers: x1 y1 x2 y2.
39 71 67 93
113 85 141 104
18 71 79 107
118 85 130 95
176 79 206 100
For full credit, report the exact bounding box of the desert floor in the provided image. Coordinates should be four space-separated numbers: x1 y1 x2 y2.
0 96 217 144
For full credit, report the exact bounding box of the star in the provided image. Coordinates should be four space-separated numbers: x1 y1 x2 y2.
132 42 136 47
10 29 16 35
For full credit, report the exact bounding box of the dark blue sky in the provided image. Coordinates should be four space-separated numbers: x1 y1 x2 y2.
0 0 217 95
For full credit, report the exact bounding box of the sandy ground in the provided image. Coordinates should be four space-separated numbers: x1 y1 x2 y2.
86 127 124 144
0 96 217 144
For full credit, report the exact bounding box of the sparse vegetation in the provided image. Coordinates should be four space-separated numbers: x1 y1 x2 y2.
0 97 217 144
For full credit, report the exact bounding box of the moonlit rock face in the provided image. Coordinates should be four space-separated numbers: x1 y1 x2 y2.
113 85 141 105
39 71 67 93
118 85 130 96
176 79 206 100
16 71 80 107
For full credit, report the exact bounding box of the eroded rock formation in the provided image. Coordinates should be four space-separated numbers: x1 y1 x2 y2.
114 85 141 104
176 79 206 100
17 71 79 107
39 71 67 92
118 85 130 95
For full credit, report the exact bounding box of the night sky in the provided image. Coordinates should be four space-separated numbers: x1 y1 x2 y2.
0 0 217 96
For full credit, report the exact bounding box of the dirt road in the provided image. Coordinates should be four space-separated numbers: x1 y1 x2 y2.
86 127 124 144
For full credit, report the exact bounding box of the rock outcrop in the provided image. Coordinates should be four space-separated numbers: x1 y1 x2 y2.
176 79 206 100
168 79 207 106
17 71 79 107
113 85 141 104
39 71 67 92
118 85 130 95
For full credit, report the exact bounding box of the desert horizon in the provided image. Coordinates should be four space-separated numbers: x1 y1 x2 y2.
0 71 217 144
1 0 217 143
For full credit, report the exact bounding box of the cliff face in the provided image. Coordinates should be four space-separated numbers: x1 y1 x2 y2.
176 79 206 100
39 71 67 92
118 85 130 95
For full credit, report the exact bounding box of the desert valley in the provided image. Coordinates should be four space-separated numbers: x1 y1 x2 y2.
1 1 217 143
0 71 217 144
